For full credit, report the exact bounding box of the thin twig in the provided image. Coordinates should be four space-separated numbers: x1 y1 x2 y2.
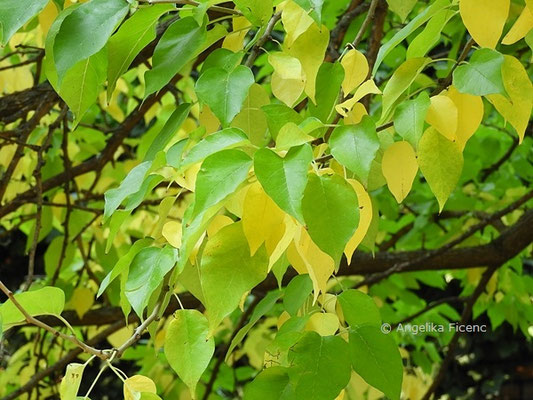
352 0 380 48
138 0 242 15
245 12 282 68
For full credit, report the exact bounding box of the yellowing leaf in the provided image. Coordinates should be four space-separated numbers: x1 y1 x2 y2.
459 0 510 48
341 49 369 94
288 227 335 302
425 95 458 141
38 1 58 37
305 312 340 336
276 122 314 150
207 215 234 237
222 16 251 51
344 102 368 125
418 128 464 211
162 221 183 248
124 375 157 400
487 55 533 143
502 5 533 44
269 52 306 107
68 287 94 319
336 80 381 117
281 0 315 47
242 182 286 255
265 215 298 269
344 179 373 261
284 22 329 103
60 363 85 400
446 86 484 149
382 141 419 203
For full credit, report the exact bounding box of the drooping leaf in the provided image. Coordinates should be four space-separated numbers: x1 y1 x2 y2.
381 57 430 119
338 289 381 328
382 141 419 203
107 4 174 99
53 0 129 82
446 86 484 149
349 325 403 400
0 287 65 330
340 49 369 95
254 144 313 223
460 0 510 48
425 95 458 141
59 363 85 400
309 62 344 123
418 128 464 212
301 173 359 265
191 149 252 218
406 8 455 58
287 331 351 400
393 91 430 149
453 48 506 96
329 116 380 185
283 274 313 316
0 0 49 45
125 246 177 318
269 52 306 108
199 222 269 334
344 179 373 261
165 310 215 399
145 16 206 96
502 5 533 45
196 65 255 127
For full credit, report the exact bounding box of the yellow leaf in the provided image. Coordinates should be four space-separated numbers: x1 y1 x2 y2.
426 95 458 141
162 221 183 248
222 16 251 51
487 55 533 143
280 0 315 47
242 182 286 255
502 5 533 44
459 0 510 48
336 80 381 116
224 184 250 218
39 1 59 37
381 141 419 203
269 52 306 107
276 122 314 150
207 215 234 237
199 105 220 135
288 227 335 302
344 102 368 125
340 49 369 94
445 86 484 150
69 288 94 319
175 162 201 191
305 312 340 336
123 375 157 400
265 214 298 269
284 23 329 103
60 363 85 400
344 179 373 262
107 325 135 348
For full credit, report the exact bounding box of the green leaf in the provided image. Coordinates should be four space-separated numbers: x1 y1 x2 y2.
98 238 154 297
394 91 430 149
309 62 345 123
226 290 282 361
107 4 174 99
199 222 268 334
302 174 359 265
181 128 249 168
373 0 449 74
349 326 403 400
0 0 49 45
232 83 271 147
406 8 454 59
125 246 177 318
0 287 65 330
165 310 215 399
191 149 252 218
287 331 351 400
329 116 380 184
338 289 381 328
283 274 313 316
386 0 417 21
53 0 129 82
145 16 206 96
418 128 464 211
144 104 191 161
276 123 314 150
196 65 255 127
244 367 293 400
254 144 312 223
201 48 243 73
104 161 152 220
381 57 430 119
453 48 506 96
262 104 304 140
